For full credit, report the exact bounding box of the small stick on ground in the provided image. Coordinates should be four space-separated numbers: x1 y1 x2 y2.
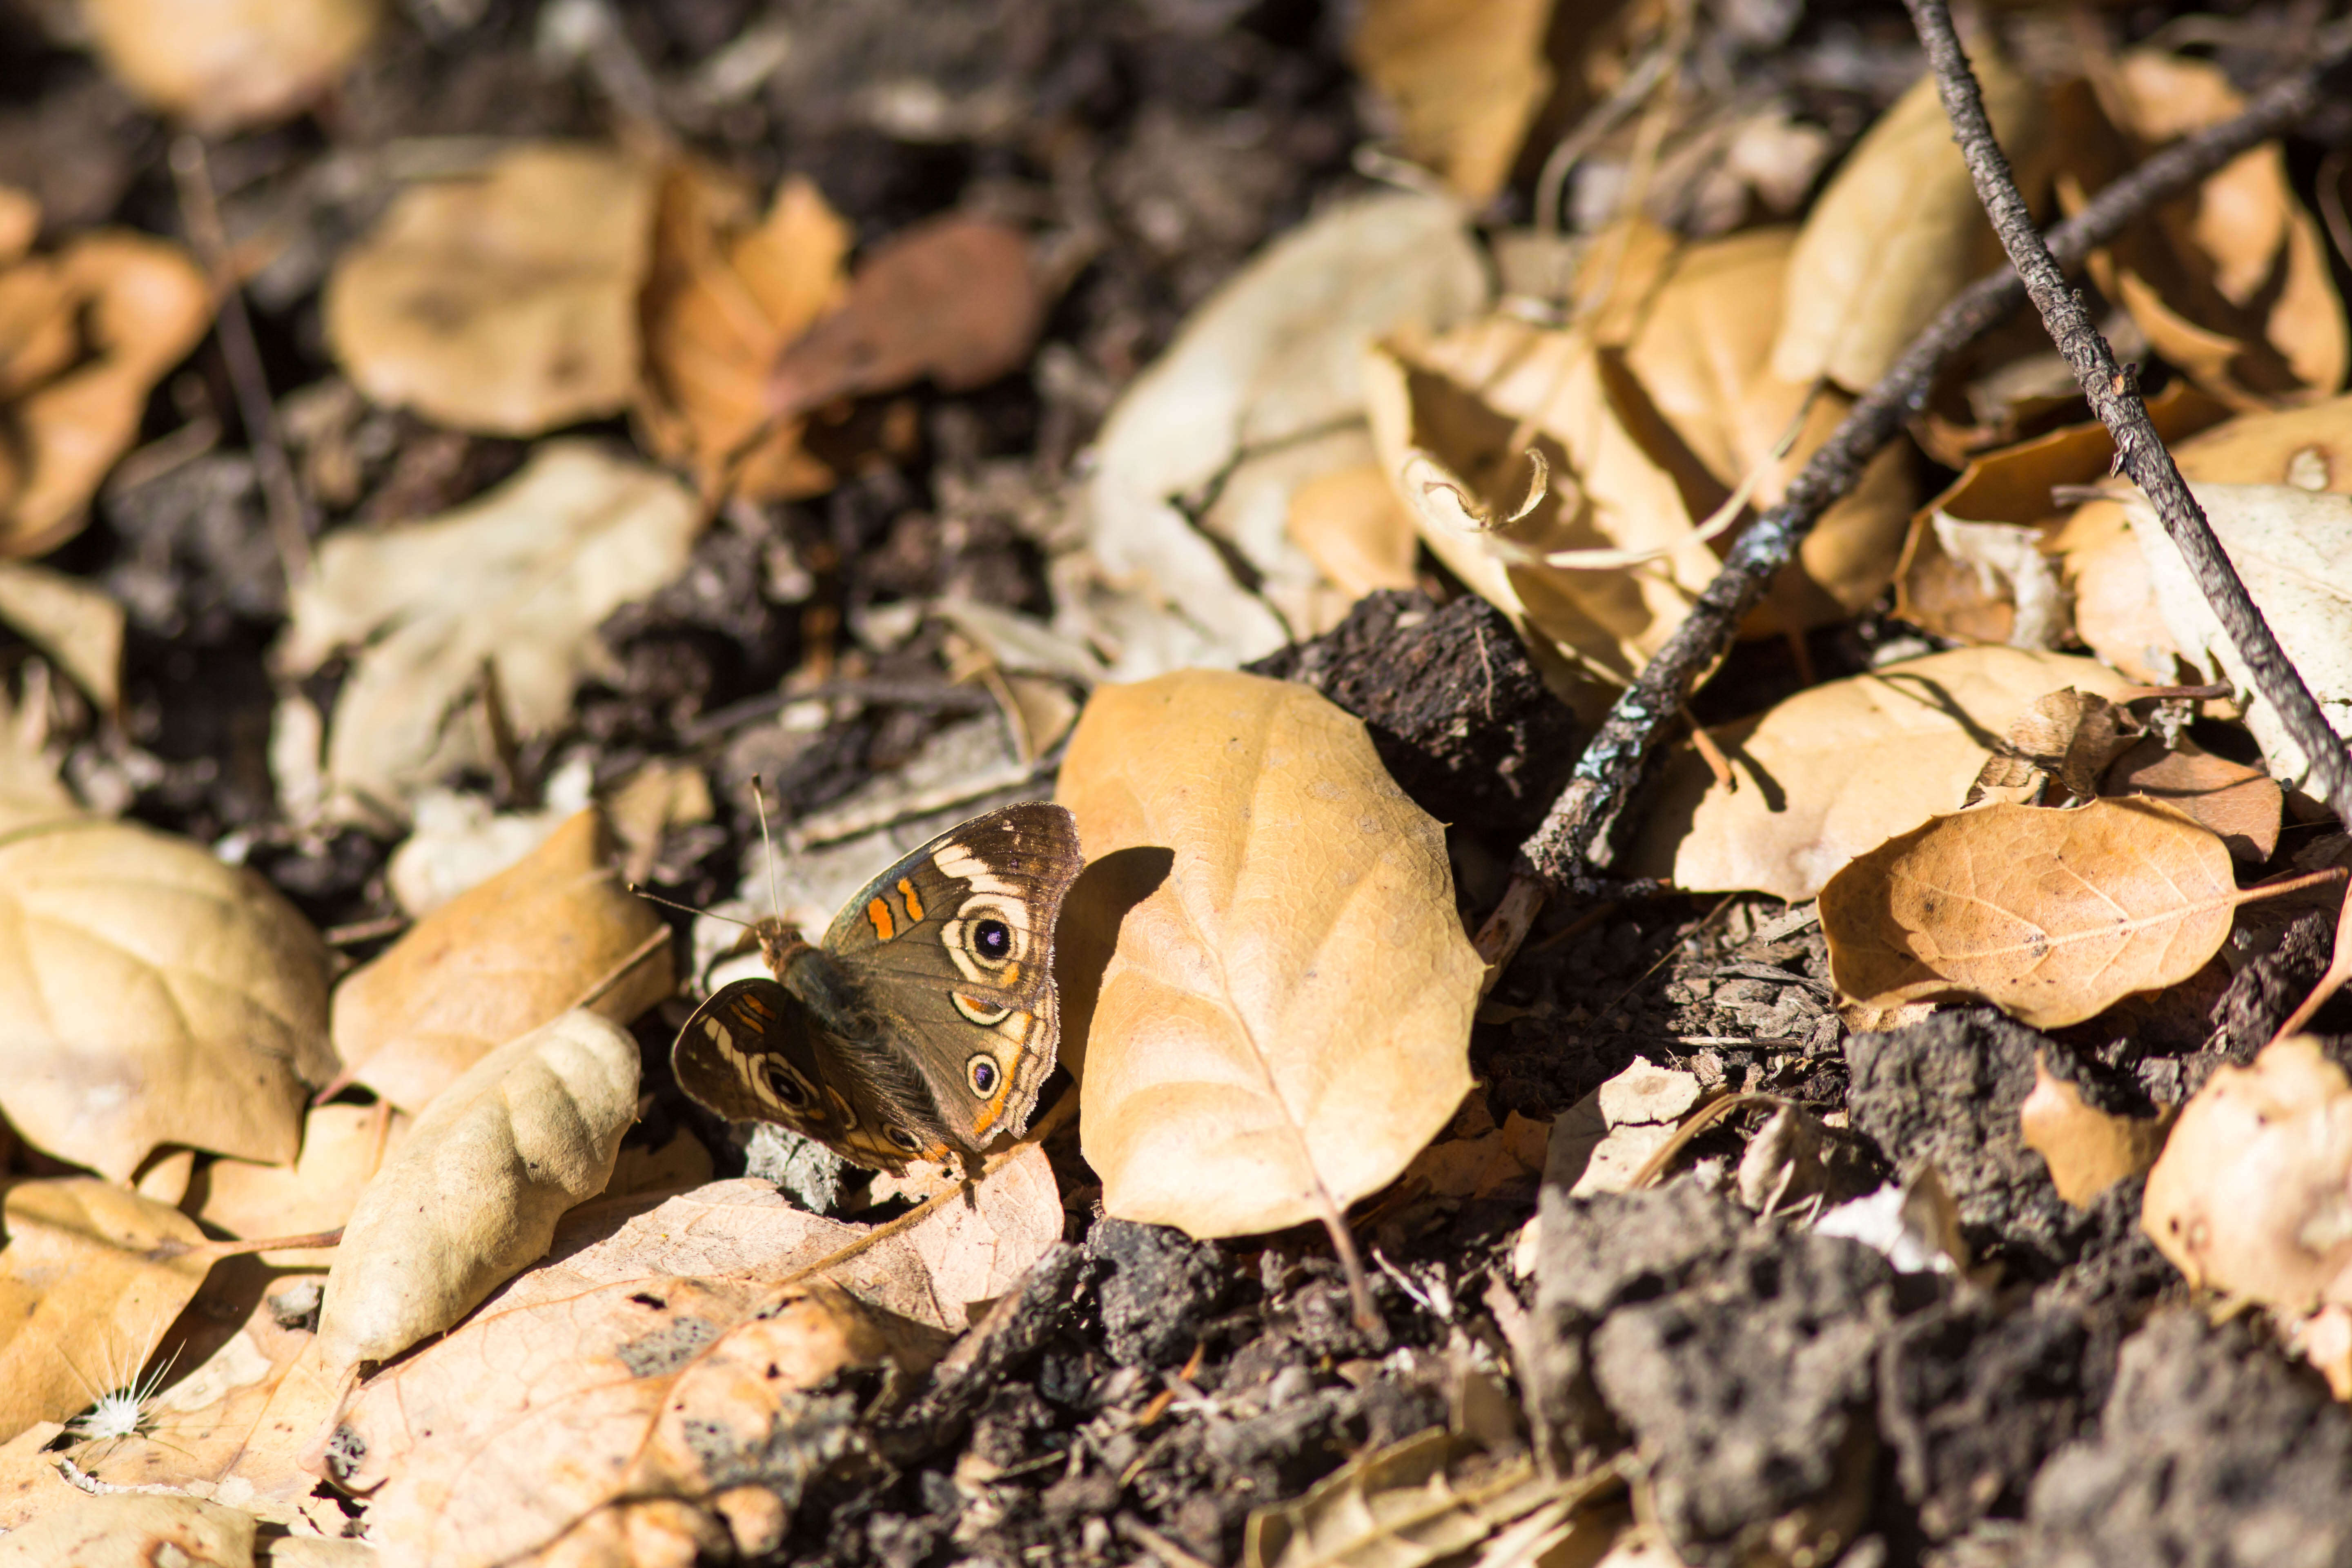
1472 43 2352 977
168 136 313 588
1904 0 2352 829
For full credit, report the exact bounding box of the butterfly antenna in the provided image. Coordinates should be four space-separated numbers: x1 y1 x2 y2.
751 774 785 922
626 884 754 930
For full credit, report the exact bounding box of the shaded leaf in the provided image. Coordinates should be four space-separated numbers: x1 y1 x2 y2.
315 1011 641 1370
1965 688 2137 808
0 816 334 1180
0 1179 214 1444
0 230 211 558
1348 0 1559 204
1056 670 1481 1238
2142 1036 2352 1312
2102 735 2281 864
323 143 657 437
2018 1053 2169 1209
1771 58 2045 392
274 442 703 824
330 807 670 1112
1818 797 2267 1029
195 1101 410 1267
336 1277 936 1568
635 165 849 502
81 0 375 133
1628 647 2138 901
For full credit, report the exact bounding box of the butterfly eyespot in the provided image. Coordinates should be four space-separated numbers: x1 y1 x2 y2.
967 1054 999 1096
884 1126 923 1152
974 919 1012 960
760 1062 808 1109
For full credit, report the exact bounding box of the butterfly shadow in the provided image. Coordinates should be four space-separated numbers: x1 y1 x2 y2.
1051 845 1174 1091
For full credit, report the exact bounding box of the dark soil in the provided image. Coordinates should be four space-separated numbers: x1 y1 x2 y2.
10 0 2352 1564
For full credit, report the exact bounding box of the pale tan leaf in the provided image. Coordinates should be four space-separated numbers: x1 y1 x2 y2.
2102 735 2281 863
330 808 670 1112
1056 670 1481 1238
635 165 849 502
1348 0 1559 203
0 1421 71 1532
0 817 334 1180
82 0 375 133
0 232 211 559
1772 58 2046 391
0 561 121 710
2141 1036 2352 1312
335 1277 935 1568
2018 1053 2169 1208
1287 464 1422 601
274 442 703 823
1086 194 1488 679
0 1179 214 1443
1627 647 2139 901
1817 797 2252 1029
314 1011 641 1370
196 1102 410 1268
323 143 656 437
0 1491 257 1568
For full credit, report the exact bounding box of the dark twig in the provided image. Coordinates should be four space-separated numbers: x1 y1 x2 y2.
1476 41 2352 979
1904 0 2352 824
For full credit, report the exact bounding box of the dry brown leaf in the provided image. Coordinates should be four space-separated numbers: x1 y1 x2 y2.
323 143 656 437
1543 1057 1704 1197
195 1102 410 1268
1056 670 1481 1239
2102 735 2281 864
1286 464 1422 601
2141 1035 2352 1311
1771 57 2045 392
0 561 122 711
0 1421 71 1532
1817 797 2273 1029
0 1179 215 1444
635 165 849 502
1628 646 2139 901
0 815 334 1180
329 807 670 1112
1965 688 2138 808
0 231 211 558
2069 52 2346 410
2056 392 2352 682
1619 226 1916 634
315 1011 641 1370
1348 0 1559 203
2018 1053 2169 1208
334 1276 935 1568
1242 1426 1576 1568
274 442 704 824
81 0 375 133
0 1490 257 1568
768 213 1042 420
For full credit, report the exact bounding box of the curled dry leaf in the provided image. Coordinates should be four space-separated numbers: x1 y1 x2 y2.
0 815 334 1180
0 1491 257 1568
196 1101 410 1267
2141 1036 2352 1312
0 230 211 558
2054 392 2352 682
1817 797 2274 1030
0 560 122 711
2121 481 2352 792
768 212 1042 419
80 0 376 133
2102 735 2281 864
1965 688 2138 808
274 441 703 824
1771 57 2045 392
1347 0 1559 204
1628 647 2138 902
314 1010 641 1370
0 1179 215 1444
330 807 670 1112
323 143 657 437
1084 194 1488 679
1055 670 1482 1239
2018 1054 2169 1209
635 165 849 502
336 1278 935 1568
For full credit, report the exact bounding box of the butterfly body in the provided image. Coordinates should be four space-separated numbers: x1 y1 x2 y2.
670 801 1084 1172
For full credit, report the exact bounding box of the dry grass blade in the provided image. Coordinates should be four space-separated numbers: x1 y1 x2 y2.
1242 1428 1559 1568
1820 797 2342 1028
